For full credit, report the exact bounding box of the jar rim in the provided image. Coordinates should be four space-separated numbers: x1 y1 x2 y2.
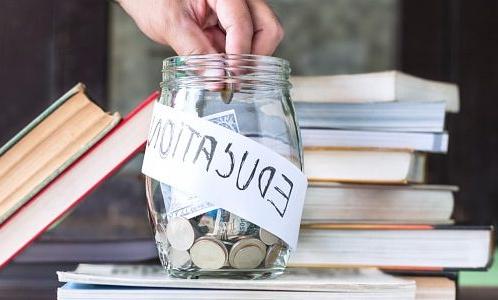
161 54 291 91
163 54 290 69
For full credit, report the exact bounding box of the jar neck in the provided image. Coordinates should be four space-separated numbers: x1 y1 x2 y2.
161 54 291 93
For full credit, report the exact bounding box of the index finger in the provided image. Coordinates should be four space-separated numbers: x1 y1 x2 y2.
208 0 254 54
246 0 284 55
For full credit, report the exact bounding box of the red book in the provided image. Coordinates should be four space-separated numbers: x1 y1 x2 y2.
0 91 159 269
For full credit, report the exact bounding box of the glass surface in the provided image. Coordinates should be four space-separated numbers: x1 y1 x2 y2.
145 54 302 279
104 1 399 269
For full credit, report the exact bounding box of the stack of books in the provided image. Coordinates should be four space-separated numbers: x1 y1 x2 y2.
0 84 158 268
287 71 495 298
0 73 493 299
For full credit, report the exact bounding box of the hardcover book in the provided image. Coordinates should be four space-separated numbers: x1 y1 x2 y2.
0 83 120 224
0 89 159 269
290 71 459 112
290 224 494 271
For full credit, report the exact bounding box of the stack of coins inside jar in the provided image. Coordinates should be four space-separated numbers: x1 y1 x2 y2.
154 209 289 273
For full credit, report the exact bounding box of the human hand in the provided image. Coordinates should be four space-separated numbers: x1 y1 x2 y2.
118 0 284 55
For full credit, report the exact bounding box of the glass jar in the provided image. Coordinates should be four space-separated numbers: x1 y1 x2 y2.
144 54 302 279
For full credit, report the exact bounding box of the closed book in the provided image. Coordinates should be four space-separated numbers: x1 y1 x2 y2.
304 148 426 184
290 71 459 112
302 183 456 224
0 83 120 224
14 238 157 263
295 101 446 132
408 276 456 300
290 225 495 271
57 264 416 299
0 90 159 269
301 129 449 153
57 284 413 300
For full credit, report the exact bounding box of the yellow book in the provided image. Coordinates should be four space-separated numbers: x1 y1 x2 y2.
0 83 120 224
304 147 426 184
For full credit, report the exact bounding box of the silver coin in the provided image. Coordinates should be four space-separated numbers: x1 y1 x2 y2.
265 243 285 268
259 228 280 246
232 245 265 269
168 248 192 269
229 238 266 269
190 237 228 270
166 217 196 251
235 237 267 253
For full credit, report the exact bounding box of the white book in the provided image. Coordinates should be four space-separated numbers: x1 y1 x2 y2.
57 264 416 300
57 283 413 300
304 149 426 184
302 129 449 153
290 226 493 270
295 101 446 132
302 183 456 224
57 278 455 300
290 71 459 113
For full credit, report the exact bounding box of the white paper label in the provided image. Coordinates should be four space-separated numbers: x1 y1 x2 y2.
142 102 308 249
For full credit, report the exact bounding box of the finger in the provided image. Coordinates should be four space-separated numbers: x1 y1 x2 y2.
120 0 217 55
204 26 226 53
246 0 284 55
202 11 219 29
166 18 218 55
208 0 253 54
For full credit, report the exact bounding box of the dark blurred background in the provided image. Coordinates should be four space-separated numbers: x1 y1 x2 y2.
0 0 497 299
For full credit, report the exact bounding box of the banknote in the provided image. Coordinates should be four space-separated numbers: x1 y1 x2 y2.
203 109 240 132
161 109 240 219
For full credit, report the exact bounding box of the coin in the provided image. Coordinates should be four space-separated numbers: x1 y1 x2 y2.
220 88 234 104
232 245 265 269
265 243 285 268
220 70 234 104
259 228 280 246
190 237 228 270
166 217 197 251
168 248 192 269
229 237 266 269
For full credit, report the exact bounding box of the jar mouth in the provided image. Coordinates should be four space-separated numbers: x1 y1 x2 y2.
163 54 290 69
162 54 291 92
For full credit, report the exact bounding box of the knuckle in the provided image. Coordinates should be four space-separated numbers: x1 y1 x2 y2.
268 21 284 41
184 47 205 56
275 23 285 41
